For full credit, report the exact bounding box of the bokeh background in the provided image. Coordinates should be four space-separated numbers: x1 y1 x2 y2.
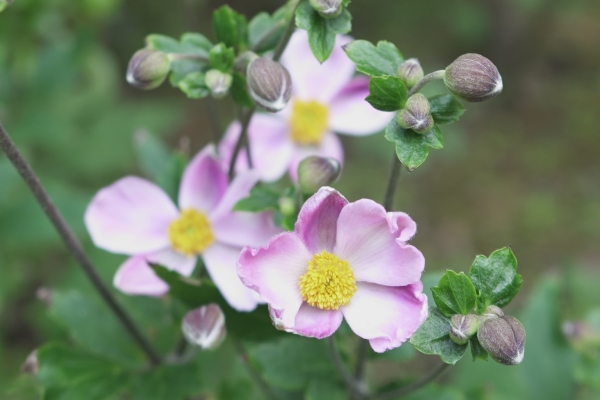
1 0 600 398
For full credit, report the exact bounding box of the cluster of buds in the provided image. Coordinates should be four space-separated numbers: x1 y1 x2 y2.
182 304 227 350
309 0 344 19
397 94 434 134
246 57 293 113
444 54 503 102
126 49 171 90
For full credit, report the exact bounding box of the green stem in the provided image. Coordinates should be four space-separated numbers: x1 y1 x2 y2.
328 337 368 399
383 153 402 211
228 107 256 181
369 363 449 400
272 0 302 62
354 339 369 380
407 70 445 97
233 339 280 400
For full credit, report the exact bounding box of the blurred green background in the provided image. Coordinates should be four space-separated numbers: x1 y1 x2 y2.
1 0 600 398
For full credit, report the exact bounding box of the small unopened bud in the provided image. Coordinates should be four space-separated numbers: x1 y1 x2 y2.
182 304 226 350
279 197 296 216
477 315 525 365
444 54 503 102
397 58 424 89
397 93 434 134
483 305 504 319
449 314 481 345
298 156 342 194
126 49 171 90
0 0 14 12
205 69 233 99
309 0 344 19
247 58 292 113
21 350 38 375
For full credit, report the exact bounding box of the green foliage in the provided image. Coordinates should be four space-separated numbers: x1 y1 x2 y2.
234 185 281 212
431 270 477 317
410 307 468 364
366 76 408 111
295 1 352 63
177 72 210 99
213 5 249 50
231 73 255 108
428 94 466 125
208 43 236 72
305 379 347 400
385 118 443 171
469 337 488 361
248 8 287 53
343 40 404 77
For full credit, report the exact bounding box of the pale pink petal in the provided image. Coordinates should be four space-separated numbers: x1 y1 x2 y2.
203 243 262 312
387 211 418 242
219 114 294 182
329 77 394 136
178 144 228 213
85 177 178 254
288 132 344 182
294 187 348 253
334 200 424 287
146 248 197 277
292 303 343 339
281 30 355 103
238 233 311 327
342 282 428 353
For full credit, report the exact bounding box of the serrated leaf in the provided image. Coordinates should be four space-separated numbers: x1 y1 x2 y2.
431 270 477 317
421 124 444 149
366 76 407 111
385 118 429 171
208 43 235 72
470 336 489 361
177 72 210 99
233 185 281 212
468 247 523 314
230 73 255 107
410 307 468 364
343 40 404 77
248 10 287 53
429 94 466 125
213 5 248 50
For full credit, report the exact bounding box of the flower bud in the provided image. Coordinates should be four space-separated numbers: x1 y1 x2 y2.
397 93 434 134
247 57 292 113
477 315 525 365
444 53 503 102
298 156 342 194
397 58 424 89
126 49 171 90
205 69 233 99
309 0 344 19
449 314 481 345
21 350 38 375
0 0 14 12
182 304 226 350
483 305 504 319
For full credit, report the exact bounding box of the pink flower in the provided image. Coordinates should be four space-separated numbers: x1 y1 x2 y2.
219 30 392 182
85 145 280 311
238 187 428 352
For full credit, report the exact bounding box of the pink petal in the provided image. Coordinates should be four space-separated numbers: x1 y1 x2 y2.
178 144 228 213
281 30 356 103
85 177 178 254
342 282 428 353
238 232 311 327
292 303 343 339
203 242 262 312
329 76 394 136
288 132 344 182
294 187 348 253
219 114 294 182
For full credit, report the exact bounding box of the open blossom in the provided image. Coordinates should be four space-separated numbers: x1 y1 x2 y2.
219 30 392 182
238 187 428 352
85 145 280 311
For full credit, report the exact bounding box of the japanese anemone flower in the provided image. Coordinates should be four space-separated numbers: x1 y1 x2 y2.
85 145 280 311
219 30 392 182
238 187 428 352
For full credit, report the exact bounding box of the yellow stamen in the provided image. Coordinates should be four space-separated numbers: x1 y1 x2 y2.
289 100 329 146
299 251 357 310
168 209 214 256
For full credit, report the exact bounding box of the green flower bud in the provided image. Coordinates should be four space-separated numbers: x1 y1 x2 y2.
279 197 296 216
444 53 503 102
397 93 434 134
247 58 292 113
483 305 504 319
205 69 233 99
309 0 344 19
0 0 14 12
298 156 342 194
449 314 481 345
182 304 226 350
126 49 171 90
477 315 526 365
397 58 424 89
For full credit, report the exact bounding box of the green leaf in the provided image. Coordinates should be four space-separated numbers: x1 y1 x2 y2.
429 94 466 125
305 379 346 400
230 72 255 107
410 307 468 364
208 43 235 72
470 336 489 362
366 76 407 111
177 72 210 99
384 118 429 171
131 364 203 400
213 5 248 50
468 247 523 313
233 185 281 212
248 9 287 53
343 40 404 77
431 270 477 317
421 125 444 150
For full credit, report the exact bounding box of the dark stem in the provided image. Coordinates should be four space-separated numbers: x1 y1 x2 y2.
228 107 255 180
0 122 162 367
369 363 449 400
383 154 402 211
354 339 369 380
272 0 301 62
250 21 286 52
232 339 280 400
407 70 445 97
328 337 368 400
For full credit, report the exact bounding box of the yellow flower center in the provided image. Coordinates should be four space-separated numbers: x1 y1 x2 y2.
298 251 357 310
168 209 214 256
289 100 329 146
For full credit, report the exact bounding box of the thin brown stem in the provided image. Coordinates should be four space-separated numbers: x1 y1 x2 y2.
228 107 255 180
354 339 370 380
0 122 162 367
369 363 449 400
272 0 301 62
383 154 402 211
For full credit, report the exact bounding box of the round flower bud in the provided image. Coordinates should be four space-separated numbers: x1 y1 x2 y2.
444 53 503 102
449 314 481 345
483 305 504 319
182 304 226 350
247 57 293 113
477 315 526 365
126 49 171 90
309 0 344 19
298 156 342 195
205 69 233 99
397 93 434 134
397 58 424 89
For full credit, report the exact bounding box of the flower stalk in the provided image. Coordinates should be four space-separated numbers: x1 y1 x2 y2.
407 70 445 97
